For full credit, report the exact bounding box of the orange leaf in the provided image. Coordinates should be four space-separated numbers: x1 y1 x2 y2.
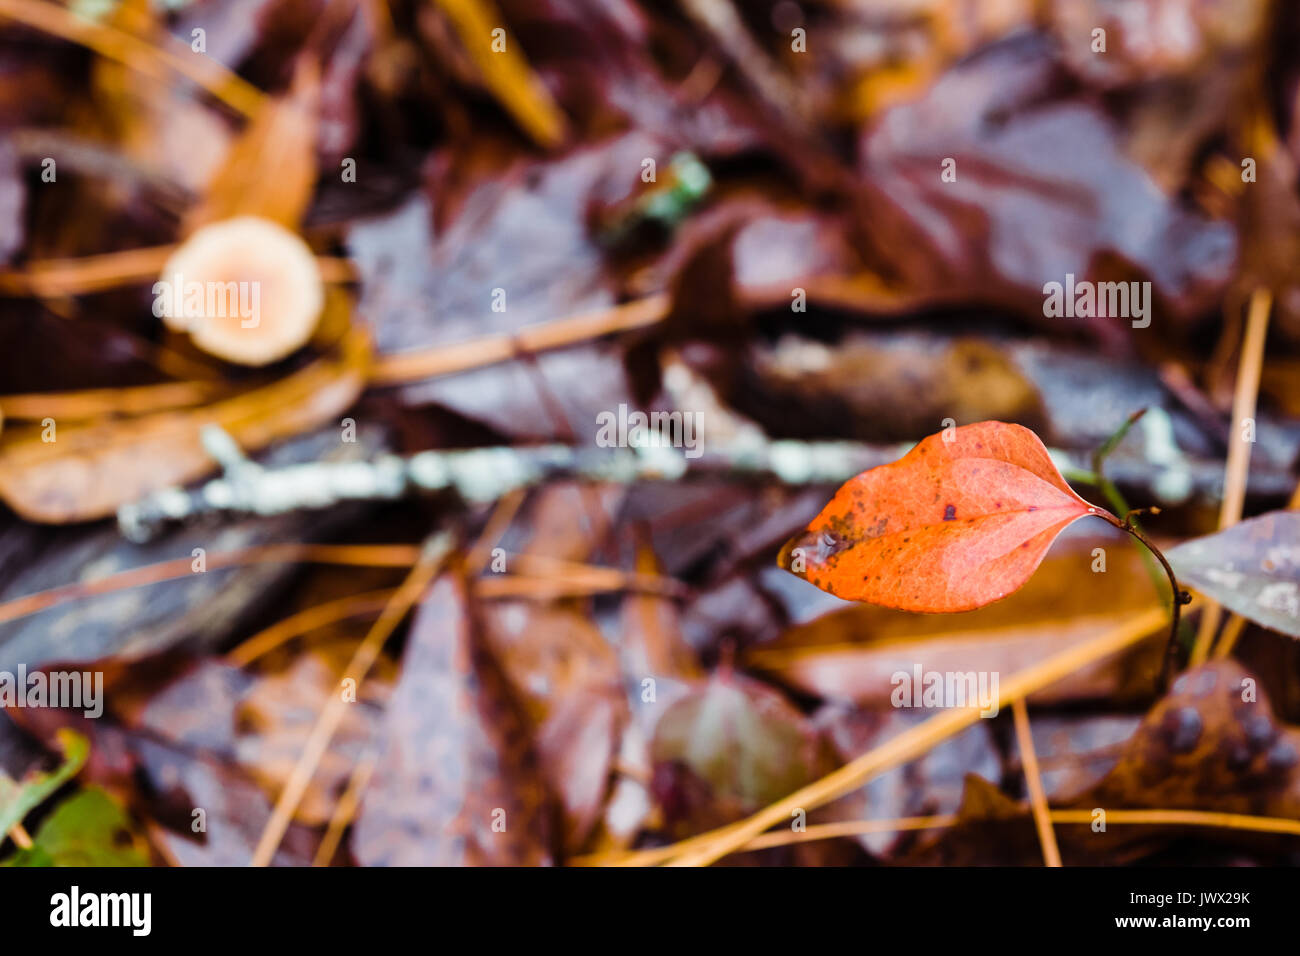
778 421 1099 612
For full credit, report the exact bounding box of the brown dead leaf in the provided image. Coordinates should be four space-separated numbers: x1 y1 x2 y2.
749 531 1165 707
353 572 554 865
534 688 620 854
479 603 627 856
235 648 388 827
812 703 1000 860
709 330 1047 444
618 533 701 711
184 56 321 232
90 0 231 196
898 773 1042 866
856 32 1236 335
1078 660 1300 819
0 315 369 523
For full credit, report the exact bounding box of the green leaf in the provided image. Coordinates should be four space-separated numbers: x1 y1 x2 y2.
2 787 148 867
651 672 833 812
0 729 89 837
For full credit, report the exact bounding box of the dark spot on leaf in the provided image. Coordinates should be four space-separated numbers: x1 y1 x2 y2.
816 531 848 562
943 504 956 520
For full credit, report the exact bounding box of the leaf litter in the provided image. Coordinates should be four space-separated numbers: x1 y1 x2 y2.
1 0 1300 869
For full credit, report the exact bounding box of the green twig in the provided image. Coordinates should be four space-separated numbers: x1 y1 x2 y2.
1089 409 1167 599
1086 408 1189 689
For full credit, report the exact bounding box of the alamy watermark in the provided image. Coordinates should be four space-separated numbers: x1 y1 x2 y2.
890 665 999 718
595 404 703 459
0 666 103 718
50 886 150 936
153 274 261 329
1042 274 1151 328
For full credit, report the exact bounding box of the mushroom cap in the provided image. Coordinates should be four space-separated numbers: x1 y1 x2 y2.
157 216 324 366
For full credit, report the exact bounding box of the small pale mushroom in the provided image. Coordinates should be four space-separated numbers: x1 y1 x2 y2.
155 216 324 366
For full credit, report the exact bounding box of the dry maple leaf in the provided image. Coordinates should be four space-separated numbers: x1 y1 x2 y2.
779 420 1103 612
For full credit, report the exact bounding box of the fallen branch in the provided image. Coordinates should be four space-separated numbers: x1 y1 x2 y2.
115 422 897 541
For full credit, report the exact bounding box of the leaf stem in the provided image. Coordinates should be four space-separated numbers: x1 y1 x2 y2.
1090 408 1165 594
1094 508 1190 689
1087 407 1190 683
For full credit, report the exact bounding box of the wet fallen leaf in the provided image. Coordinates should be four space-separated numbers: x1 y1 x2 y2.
133 735 316 867
813 704 1000 860
184 56 321 232
898 773 1041 866
1079 660 1300 817
1035 660 1300 863
617 533 701 721
481 601 624 854
0 319 369 522
704 330 1047 444
650 669 835 838
346 133 654 441
857 31 1236 334
477 483 628 853
1167 511 1300 638
755 532 1164 707
235 650 386 827
353 572 554 865
533 688 619 853
0 141 24 264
